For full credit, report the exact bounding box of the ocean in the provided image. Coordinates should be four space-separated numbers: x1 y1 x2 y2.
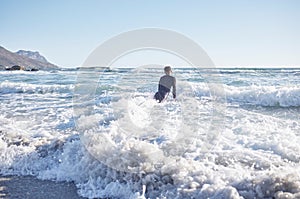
0 67 300 199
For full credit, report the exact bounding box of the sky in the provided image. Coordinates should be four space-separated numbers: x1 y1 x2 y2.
0 0 299 68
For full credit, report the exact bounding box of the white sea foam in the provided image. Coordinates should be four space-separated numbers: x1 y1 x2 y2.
225 85 300 107
0 81 73 94
0 68 300 198
191 82 300 107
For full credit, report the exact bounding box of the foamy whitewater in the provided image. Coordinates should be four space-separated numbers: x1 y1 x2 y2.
0 67 300 199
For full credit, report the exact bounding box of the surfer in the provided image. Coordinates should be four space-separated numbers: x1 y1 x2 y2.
154 66 176 103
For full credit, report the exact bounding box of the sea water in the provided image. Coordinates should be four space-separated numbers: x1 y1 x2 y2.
0 67 300 199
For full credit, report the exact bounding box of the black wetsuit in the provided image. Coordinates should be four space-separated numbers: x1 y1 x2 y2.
154 75 176 102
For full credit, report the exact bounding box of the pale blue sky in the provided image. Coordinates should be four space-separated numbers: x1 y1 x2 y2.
0 0 299 67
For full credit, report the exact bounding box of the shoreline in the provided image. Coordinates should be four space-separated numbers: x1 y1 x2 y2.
0 175 85 199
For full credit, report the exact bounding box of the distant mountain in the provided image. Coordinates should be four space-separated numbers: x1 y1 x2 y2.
0 46 59 70
16 50 48 63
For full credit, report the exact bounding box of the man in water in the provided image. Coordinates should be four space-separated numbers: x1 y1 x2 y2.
154 66 176 103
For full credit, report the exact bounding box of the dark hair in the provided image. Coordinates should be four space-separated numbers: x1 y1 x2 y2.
164 66 172 73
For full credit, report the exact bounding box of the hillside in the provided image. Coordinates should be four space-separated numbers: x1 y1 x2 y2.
16 50 48 63
0 46 59 70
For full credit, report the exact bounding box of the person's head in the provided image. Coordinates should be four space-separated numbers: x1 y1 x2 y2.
164 66 172 75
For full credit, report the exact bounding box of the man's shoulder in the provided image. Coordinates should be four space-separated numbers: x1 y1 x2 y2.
160 75 175 83
168 75 175 80
161 75 175 78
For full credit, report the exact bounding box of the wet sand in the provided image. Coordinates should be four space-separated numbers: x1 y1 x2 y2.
0 175 85 199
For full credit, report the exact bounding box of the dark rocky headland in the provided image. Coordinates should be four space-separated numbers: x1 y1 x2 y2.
0 46 59 71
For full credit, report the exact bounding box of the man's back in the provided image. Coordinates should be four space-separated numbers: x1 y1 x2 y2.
154 66 176 103
159 75 176 93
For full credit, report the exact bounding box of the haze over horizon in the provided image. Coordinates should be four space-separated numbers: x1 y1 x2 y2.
1 0 299 68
